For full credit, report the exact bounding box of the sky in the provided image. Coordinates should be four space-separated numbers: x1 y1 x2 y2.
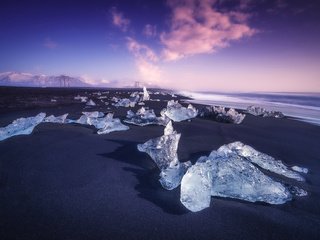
0 0 319 92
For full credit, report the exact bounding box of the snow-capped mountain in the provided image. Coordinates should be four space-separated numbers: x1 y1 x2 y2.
0 72 90 87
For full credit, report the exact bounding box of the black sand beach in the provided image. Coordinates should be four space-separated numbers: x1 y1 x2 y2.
0 87 320 240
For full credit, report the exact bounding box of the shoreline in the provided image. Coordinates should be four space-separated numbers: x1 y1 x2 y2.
0 87 319 240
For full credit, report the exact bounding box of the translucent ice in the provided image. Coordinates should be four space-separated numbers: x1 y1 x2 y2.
44 114 68 124
124 107 169 126
138 121 180 169
86 99 96 106
0 113 46 141
97 113 129 134
180 142 307 212
161 100 198 122
219 142 304 181
247 106 284 118
199 106 245 124
113 98 137 107
74 95 88 102
292 166 309 174
142 86 150 101
138 121 190 189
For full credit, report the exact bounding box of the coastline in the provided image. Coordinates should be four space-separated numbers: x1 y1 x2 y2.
0 87 320 240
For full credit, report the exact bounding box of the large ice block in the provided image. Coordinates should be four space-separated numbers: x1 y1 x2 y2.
124 107 169 126
161 100 198 122
0 113 46 141
198 106 245 124
138 121 190 189
247 106 284 118
97 113 129 134
180 142 308 212
142 86 150 101
44 114 68 124
218 142 304 181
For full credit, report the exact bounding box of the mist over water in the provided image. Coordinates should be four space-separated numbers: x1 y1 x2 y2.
179 91 320 126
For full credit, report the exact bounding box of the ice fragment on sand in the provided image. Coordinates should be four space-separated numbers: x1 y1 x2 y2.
74 95 88 102
161 100 198 122
44 114 68 124
180 141 307 212
247 106 284 118
0 113 46 141
219 142 304 181
199 106 245 124
86 99 96 106
97 113 129 134
124 107 169 126
291 166 309 174
138 121 190 189
142 86 150 101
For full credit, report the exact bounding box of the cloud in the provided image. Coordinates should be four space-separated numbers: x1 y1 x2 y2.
126 37 161 83
160 0 256 61
143 24 157 37
43 37 58 49
111 7 130 32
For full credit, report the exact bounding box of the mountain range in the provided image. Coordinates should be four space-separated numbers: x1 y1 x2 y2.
0 72 90 88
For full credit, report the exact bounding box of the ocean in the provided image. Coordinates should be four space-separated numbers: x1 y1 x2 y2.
178 91 320 126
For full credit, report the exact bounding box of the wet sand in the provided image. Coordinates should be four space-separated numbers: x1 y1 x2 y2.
0 87 319 240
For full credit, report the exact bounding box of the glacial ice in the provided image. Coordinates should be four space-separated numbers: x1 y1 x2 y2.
86 99 96 106
142 86 150 101
247 106 284 118
124 107 169 126
180 141 307 212
0 113 46 141
198 106 246 124
71 111 129 134
292 166 309 174
74 95 88 102
96 113 129 134
137 121 191 190
219 142 304 181
161 100 198 122
44 114 68 124
113 98 137 107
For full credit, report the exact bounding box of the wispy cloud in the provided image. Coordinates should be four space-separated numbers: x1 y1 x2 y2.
126 37 161 83
43 37 58 49
143 24 157 38
160 0 256 61
111 7 130 32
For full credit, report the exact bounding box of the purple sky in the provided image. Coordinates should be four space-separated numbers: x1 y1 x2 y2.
0 0 319 92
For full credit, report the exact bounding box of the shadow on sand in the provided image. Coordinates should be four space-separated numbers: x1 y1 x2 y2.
98 139 207 215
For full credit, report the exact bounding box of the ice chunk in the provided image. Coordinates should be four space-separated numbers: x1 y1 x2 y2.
138 121 190 189
44 114 68 124
82 111 104 118
180 142 308 212
219 141 304 181
138 121 180 169
74 95 88 102
161 100 198 122
291 166 309 174
86 99 96 106
199 106 245 124
97 113 129 134
247 106 284 118
180 162 213 212
180 148 295 212
113 98 137 107
124 107 169 126
0 113 46 141
159 161 192 190
142 86 150 101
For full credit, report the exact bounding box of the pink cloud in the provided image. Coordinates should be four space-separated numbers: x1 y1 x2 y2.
143 24 157 38
43 38 58 49
111 7 130 32
126 38 161 83
160 0 256 61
